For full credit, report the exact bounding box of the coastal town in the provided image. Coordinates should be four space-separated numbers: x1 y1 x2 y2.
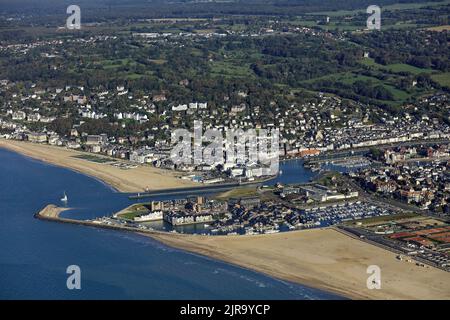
1 63 449 236
1 77 449 183
71 137 447 272
1 0 450 302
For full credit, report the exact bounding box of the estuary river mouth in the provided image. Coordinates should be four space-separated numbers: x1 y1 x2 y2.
0 147 343 300
58 157 320 235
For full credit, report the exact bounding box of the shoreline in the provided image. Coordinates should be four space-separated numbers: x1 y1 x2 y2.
142 232 350 300
0 139 276 195
8 141 449 300
0 139 199 193
145 231 356 300
34 205 349 299
35 204 450 300
147 229 450 300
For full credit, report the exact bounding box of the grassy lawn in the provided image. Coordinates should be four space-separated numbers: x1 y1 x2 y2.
214 187 259 201
310 0 450 17
118 209 149 220
361 58 435 75
360 57 381 68
302 71 349 84
210 60 254 78
290 19 362 31
306 71 412 103
385 63 435 74
316 171 344 186
431 72 450 88
96 58 143 72
124 73 145 80
117 203 150 220
383 84 410 101
72 154 116 163
103 63 123 70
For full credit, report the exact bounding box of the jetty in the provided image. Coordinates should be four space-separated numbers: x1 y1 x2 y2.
35 204 169 236
129 175 276 199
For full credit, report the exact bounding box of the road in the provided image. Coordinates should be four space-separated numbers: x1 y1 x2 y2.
305 138 450 164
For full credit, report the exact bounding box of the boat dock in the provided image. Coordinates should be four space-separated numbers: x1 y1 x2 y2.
34 205 168 237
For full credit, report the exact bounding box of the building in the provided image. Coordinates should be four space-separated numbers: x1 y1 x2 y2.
301 184 358 202
151 201 164 211
27 113 41 122
134 211 163 222
12 111 26 120
231 196 261 208
86 135 103 146
163 212 213 225
280 186 301 197
399 189 423 203
299 149 321 157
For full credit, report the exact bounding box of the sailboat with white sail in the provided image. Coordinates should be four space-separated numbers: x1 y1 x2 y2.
61 191 68 203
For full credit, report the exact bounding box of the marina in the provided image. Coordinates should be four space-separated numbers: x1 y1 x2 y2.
0 147 342 299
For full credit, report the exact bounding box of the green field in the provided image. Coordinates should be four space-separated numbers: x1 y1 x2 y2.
385 63 435 74
72 154 116 163
304 70 412 104
125 73 145 80
117 204 150 220
361 58 450 90
118 210 148 220
292 19 363 31
214 187 259 200
361 58 435 75
310 0 450 17
431 72 450 88
209 60 254 78
99 58 136 70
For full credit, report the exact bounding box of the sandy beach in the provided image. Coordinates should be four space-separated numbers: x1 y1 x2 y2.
149 228 450 300
4 139 449 300
0 139 198 193
37 204 70 218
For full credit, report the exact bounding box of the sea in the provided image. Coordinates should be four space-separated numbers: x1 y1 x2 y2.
0 148 343 299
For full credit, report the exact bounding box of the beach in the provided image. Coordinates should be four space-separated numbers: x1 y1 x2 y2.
2 140 449 300
0 139 198 193
149 229 450 300
37 204 69 218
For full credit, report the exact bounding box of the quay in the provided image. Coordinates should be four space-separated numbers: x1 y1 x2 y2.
129 176 276 199
34 205 167 236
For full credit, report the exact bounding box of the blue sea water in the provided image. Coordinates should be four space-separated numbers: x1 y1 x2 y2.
0 148 342 299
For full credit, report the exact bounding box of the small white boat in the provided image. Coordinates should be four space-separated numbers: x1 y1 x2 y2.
61 192 68 202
